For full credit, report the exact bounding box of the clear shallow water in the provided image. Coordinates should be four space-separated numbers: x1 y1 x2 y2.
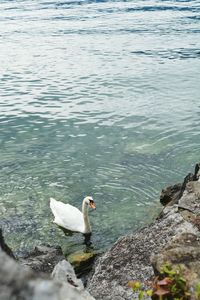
0 0 200 254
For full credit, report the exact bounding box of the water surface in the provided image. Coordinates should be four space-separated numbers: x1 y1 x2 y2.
0 0 200 253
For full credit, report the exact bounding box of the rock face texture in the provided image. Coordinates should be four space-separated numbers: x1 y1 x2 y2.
151 232 200 294
52 260 94 300
0 249 95 300
88 165 200 300
0 231 95 300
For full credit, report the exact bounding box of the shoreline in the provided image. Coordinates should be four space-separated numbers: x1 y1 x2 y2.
1 163 200 299
87 163 200 299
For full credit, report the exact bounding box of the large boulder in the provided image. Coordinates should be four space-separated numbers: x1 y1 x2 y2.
0 248 95 300
0 226 96 299
88 165 200 300
67 250 97 278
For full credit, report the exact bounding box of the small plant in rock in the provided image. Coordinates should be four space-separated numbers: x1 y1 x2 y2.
128 280 153 300
195 283 200 299
151 263 190 300
128 263 195 300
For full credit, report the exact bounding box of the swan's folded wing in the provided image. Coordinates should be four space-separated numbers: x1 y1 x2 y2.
50 198 84 233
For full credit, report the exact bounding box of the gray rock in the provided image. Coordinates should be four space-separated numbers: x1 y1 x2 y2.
179 181 200 214
160 164 200 207
20 245 64 273
52 260 95 300
0 248 95 300
88 212 195 299
151 232 200 273
52 259 84 289
151 232 200 299
88 168 200 299
160 183 182 206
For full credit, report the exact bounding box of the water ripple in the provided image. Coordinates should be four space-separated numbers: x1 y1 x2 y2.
0 0 200 252
131 48 200 59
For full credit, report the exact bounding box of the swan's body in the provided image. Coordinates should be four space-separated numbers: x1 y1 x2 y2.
50 196 95 234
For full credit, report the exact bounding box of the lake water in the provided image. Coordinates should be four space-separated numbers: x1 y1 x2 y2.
0 0 200 254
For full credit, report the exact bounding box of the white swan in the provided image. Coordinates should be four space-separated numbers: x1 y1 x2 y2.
50 196 96 234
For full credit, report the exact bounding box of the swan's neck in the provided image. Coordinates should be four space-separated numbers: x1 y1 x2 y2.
82 201 91 234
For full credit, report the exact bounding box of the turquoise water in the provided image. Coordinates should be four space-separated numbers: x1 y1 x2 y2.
0 0 200 254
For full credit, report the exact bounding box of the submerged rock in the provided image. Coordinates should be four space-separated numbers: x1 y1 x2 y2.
67 250 97 278
0 229 15 259
88 164 200 300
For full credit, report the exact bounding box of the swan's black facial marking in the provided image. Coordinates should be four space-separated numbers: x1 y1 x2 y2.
89 199 96 209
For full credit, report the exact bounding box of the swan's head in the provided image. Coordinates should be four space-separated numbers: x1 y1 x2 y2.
84 196 96 209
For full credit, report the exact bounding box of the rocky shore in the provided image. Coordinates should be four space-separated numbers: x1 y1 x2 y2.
87 163 200 299
0 163 200 300
0 233 95 300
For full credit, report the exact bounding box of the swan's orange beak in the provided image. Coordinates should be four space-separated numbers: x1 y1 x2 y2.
90 202 96 209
